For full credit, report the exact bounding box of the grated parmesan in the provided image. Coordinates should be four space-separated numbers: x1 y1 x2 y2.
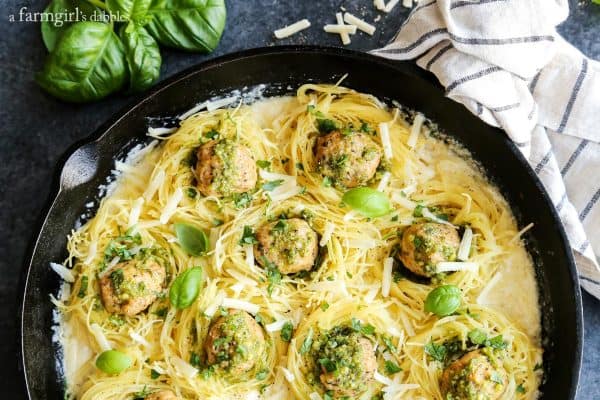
324 24 357 35
408 113 425 148
265 319 290 333
50 262 75 283
320 222 335 247
204 291 224 317
159 188 183 224
378 122 393 159
274 19 311 39
221 298 260 314
143 169 165 200
172 356 198 379
377 171 392 192
375 371 395 386
437 261 478 273
477 272 502 304
90 323 111 351
280 366 295 382
457 227 473 261
207 96 239 112
422 208 454 226
244 244 255 269
345 238 378 249
382 257 393 297
147 126 176 136
127 197 144 228
343 13 376 35
83 241 97 265
309 392 322 400
385 0 401 12
129 330 151 348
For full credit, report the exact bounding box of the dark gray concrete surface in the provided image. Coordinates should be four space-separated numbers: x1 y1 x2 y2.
1 0 599 398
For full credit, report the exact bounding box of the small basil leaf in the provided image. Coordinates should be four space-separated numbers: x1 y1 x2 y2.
145 0 227 52
342 187 391 218
41 0 101 52
96 350 132 374
37 22 127 103
169 266 203 309
174 222 208 256
106 0 152 21
424 285 462 317
119 24 162 92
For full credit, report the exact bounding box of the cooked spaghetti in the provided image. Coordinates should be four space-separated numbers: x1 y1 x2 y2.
52 83 543 400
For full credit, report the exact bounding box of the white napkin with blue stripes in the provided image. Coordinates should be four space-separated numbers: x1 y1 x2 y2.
372 0 600 298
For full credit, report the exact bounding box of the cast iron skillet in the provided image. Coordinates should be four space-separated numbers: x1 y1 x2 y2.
19 46 582 399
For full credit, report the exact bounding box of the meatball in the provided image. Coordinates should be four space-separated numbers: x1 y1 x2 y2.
398 222 460 277
195 138 257 197
99 257 166 316
254 218 319 274
440 350 508 400
205 309 265 374
315 131 382 188
146 390 177 400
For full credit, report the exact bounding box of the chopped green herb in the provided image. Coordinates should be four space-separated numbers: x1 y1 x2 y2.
150 369 160 379
317 118 338 134
383 336 397 353
322 176 333 187
233 192 252 209
384 360 402 374
533 362 543 371
413 204 425 217
204 129 219 140
391 215 399 222
295 162 304 171
256 369 269 380
262 179 284 191
77 275 88 298
201 366 214 379
468 329 487 345
360 122 373 134
424 341 447 362
256 160 271 169
281 321 294 342
516 384 526 394
307 104 316 113
132 385 151 400
487 335 508 350
320 302 330 311
186 187 197 199
239 226 258 245
319 358 337 372
189 352 201 367
213 218 224 226
154 307 168 318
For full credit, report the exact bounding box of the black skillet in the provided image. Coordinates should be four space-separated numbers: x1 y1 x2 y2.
18 46 583 399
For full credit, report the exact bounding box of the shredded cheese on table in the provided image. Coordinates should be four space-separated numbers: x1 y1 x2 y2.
343 13 376 35
336 12 351 45
274 19 311 39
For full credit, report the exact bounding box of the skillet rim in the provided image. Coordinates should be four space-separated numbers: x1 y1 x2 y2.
17 44 583 399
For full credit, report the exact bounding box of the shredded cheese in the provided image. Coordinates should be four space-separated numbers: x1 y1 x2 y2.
265 319 290 333
320 222 335 247
324 24 357 35
345 238 378 249
408 113 425 148
221 298 260 314
378 122 393 159
422 208 454 226
437 261 478 272
309 392 322 400
382 257 393 297
178 102 208 120
477 272 503 304
375 371 395 386
143 169 165 200
280 366 295 382
159 188 183 224
50 262 75 283
377 171 392 192
127 197 144 228
83 241 97 265
172 356 198 379
90 323 111 351
343 13 376 35
204 291 224 317
385 0 401 12
207 96 239 112
457 227 473 261
336 12 351 45
129 330 151 348
274 19 311 39
244 244 255 269
147 126 176 136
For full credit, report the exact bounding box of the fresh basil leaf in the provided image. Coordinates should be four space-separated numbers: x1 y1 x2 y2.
37 22 127 102
41 0 101 51
384 360 402 374
106 0 151 21
342 187 391 218
119 23 162 92
169 266 203 309
145 0 227 52
174 222 209 256
96 350 132 374
424 285 462 317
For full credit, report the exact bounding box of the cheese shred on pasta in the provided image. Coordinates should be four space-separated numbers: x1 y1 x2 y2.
55 84 543 400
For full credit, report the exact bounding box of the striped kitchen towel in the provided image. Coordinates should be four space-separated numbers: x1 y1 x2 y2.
372 0 600 298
